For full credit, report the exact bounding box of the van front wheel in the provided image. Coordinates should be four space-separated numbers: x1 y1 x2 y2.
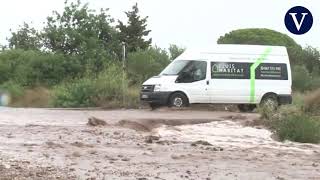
169 92 189 108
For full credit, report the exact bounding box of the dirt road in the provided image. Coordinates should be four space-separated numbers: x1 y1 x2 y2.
0 107 319 180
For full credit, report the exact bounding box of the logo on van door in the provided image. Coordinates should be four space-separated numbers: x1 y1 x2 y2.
211 62 250 79
210 62 288 80
285 6 313 35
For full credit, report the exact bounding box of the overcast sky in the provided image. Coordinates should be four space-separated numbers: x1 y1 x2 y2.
0 0 319 49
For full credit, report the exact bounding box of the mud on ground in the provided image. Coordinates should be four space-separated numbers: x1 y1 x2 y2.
0 107 319 180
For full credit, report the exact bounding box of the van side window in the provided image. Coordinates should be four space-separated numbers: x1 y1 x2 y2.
211 62 288 80
211 62 250 79
256 63 288 80
177 61 207 83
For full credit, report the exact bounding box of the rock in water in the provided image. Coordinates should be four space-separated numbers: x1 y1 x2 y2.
191 140 213 146
87 117 108 126
144 135 160 143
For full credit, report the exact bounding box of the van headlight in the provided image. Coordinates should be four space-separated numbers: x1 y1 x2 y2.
154 84 162 92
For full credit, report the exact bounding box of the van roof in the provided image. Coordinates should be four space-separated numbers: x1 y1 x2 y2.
176 44 288 60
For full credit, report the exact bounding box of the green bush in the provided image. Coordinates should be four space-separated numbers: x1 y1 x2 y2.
279 105 303 117
93 65 128 104
258 92 320 144
309 76 320 90
257 105 275 121
51 77 96 107
0 81 24 99
291 65 320 92
275 114 320 143
291 92 305 109
25 53 83 86
124 86 140 108
0 49 84 86
292 66 311 92
9 87 50 108
127 47 170 84
51 65 136 108
304 89 320 115
272 105 303 130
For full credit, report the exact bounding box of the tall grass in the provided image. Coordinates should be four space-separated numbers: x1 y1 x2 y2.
259 90 320 144
10 87 50 107
51 65 140 108
304 89 320 115
275 114 320 143
0 81 24 106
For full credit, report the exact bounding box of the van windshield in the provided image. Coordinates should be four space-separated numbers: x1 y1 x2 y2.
161 60 191 75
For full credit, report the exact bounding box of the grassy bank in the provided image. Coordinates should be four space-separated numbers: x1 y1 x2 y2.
259 90 320 144
0 65 141 108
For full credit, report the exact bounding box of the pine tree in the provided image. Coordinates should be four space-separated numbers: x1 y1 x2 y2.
117 3 152 52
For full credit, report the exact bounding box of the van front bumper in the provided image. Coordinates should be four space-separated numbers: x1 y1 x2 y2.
140 91 171 105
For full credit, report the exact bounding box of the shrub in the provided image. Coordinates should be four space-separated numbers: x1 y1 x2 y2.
0 81 24 106
258 92 320 144
0 81 24 97
257 104 301 128
51 65 137 108
291 92 305 109
257 105 275 121
168 44 185 60
309 76 320 90
292 66 311 92
275 114 320 143
93 65 128 104
51 77 96 107
127 47 170 84
124 86 140 108
0 81 24 100
10 87 50 108
26 53 83 86
304 89 320 115
0 49 84 86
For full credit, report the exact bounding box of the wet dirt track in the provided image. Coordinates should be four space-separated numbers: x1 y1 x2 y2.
0 107 319 180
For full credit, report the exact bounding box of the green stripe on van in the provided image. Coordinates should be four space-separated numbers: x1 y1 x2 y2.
250 47 272 103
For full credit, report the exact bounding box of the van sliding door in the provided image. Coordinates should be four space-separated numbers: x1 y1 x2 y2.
208 62 251 103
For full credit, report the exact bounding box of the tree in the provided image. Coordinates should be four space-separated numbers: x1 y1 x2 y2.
218 28 320 92
217 28 303 66
168 44 185 60
292 66 312 91
0 44 7 52
39 0 122 74
117 3 152 52
8 22 41 50
127 47 169 83
42 0 120 58
302 46 320 74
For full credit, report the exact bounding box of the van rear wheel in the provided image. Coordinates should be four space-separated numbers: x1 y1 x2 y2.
238 104 256 112
169 92 189 108
260 94 278 111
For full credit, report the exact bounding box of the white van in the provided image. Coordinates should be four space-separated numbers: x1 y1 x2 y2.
140 45 292 111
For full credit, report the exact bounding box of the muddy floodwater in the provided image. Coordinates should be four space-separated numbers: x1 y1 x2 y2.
0 107 319 179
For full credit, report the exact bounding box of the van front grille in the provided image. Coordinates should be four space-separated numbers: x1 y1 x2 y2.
141 85 155 92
